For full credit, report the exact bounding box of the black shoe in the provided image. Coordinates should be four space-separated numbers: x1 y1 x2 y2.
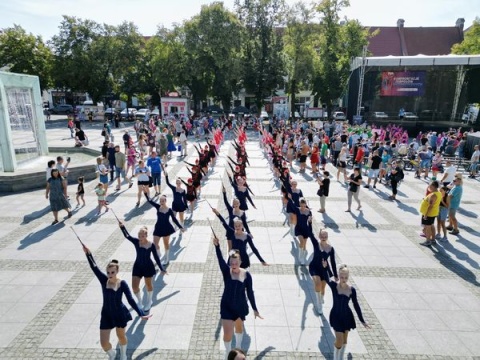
363 185 369 189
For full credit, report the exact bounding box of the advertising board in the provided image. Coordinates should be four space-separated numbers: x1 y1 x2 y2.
381 71 426 96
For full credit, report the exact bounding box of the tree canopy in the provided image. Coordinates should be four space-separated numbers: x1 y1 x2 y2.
452 17 480 55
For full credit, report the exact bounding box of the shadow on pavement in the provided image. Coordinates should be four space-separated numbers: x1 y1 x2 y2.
22 206 51 224
18 221 65 249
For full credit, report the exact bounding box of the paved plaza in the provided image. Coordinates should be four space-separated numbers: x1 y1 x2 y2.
0 121 479 359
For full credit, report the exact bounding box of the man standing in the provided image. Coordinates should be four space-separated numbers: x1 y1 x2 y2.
147 151 162 196
114 145 127 191
446 174 463 236
468 145 480 178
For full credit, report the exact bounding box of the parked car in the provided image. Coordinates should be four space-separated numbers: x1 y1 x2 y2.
50 104 73 114
373 111 388 119
403 111 418 120
135 108 150 121
104 108 118 120
333 111 346 120
120 108 137 120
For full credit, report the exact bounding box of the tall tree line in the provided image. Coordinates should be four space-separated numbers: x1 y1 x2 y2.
1 0 375 113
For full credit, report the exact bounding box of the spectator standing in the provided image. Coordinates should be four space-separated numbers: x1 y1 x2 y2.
147 151 162 196
446 174 464 236
468 145 480 178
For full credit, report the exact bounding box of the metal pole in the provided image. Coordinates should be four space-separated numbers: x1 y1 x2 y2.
356 46 367 117
451 65 465 122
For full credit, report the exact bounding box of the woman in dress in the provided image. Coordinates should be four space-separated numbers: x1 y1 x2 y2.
222 185 251 241
125 143 137 182
165 174 188 227
346 167 363 212
83 246 151 360
320 261 369 360
45 169 72 225
310 143 320 175
166 130 176 158
285 180 304 235
287 194 312 265
144 189 184 265
316 171 330 213
308 229 338 314
213 236 262 358
228 175 256 211
118 222 166 312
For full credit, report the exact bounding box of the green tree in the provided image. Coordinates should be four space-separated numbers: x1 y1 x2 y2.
283 2 318 117
235 0 286 113
50 16 109 103
194 2 243 112
0 25 53 89
311 0 369 117
144 26 187 106
452 17 480 55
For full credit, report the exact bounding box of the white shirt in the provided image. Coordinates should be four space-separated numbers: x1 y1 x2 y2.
442 165 457 184
471 150 480 162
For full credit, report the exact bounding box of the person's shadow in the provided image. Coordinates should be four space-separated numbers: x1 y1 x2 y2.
18 221 66 249
253 346 275 359
22 206 51 224
167 233 186 263
319 315 336 358
321 212 340 232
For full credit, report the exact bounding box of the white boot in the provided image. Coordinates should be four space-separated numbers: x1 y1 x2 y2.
315 292 323 314
156 247 162 260
164 249 170 264
105 348 116 360
338 344 347 360
144 291 153 312
224 340 232 360
134 291 143 310
290 225 295 236
333 346 341 360
234 331 243 349
303 249 308 264
119 344 127 360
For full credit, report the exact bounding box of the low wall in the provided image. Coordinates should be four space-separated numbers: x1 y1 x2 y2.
0 147 100 193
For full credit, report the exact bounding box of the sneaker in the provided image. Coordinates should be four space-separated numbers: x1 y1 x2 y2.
439 236 448 242
363 185 369 189
373 185 376 189
446 226 453 231
435 234 441 240
420 241 432 247
449 229 460 235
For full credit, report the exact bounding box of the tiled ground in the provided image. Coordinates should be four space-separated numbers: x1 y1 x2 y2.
0 123 479 359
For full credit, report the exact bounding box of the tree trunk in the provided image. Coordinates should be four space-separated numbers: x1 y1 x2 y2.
290 79 296 120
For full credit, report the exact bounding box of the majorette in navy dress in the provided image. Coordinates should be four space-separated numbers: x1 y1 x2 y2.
223 192 251 235
120 226 165 277
145 193 183 237
215 243 258 321
320 264 366 332
287 198 312 238
308 232 338 281
165 175 188 212
86 252 144 329
216 213 265 269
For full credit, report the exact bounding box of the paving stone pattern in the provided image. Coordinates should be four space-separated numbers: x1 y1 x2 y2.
0 124 479 359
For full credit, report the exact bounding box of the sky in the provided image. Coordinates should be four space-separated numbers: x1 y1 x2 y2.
0 0 478 41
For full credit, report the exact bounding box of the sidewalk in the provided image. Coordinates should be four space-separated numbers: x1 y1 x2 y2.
0 127 479 359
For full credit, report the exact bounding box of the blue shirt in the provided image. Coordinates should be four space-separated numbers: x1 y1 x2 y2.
147 156 162 174
449 185 463 210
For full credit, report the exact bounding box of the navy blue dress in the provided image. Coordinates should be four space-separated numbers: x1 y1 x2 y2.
215 244 258 321
230 181 255 211
308 233 338 281
286 188 304 214
288 198 312 238
216 213 265 269
165 176 188 212
145 194 183 237
320 265 365 332
120 226 165 277
86 252 144 329
223 192 251 235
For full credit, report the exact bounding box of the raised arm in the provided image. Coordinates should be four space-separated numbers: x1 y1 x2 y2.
329 247 338 279
120 225 138 246
241 213 251 235
246 184 255 197
216 212 233 234
121 280 145 317
144 193 160 210
214 242 229 275
351 287 366 324
85 252 107 283
222 191 233 215
165 175 176 192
